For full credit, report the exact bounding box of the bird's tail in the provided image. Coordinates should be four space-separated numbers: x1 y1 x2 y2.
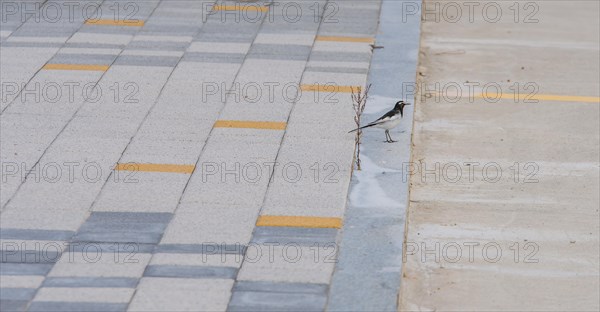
348 123 378 133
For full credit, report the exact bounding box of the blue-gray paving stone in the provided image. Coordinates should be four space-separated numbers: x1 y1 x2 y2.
233 281 328 294
79 25 140 35
183 52 245 63
0 300 28 312
0 228 75 241
113 55 180 67
43 277 138 288
0 288 37 301
141 24 201 36
0 263 53 276
1 250 62 264
0 42 63 48
85 212 172 223
66 242 156 253
305 67 369 75
193 35 253 43
63 43 125 50
251 227 337 246
310 51 372 63
155 244 246 254
72 212 171 244
50 53 117 65
127 41 189 51
29 302 128 312
247 44 311 61
71 232 163 244
143 265 237 279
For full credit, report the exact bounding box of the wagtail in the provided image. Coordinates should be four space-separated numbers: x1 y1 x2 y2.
348 101 410 143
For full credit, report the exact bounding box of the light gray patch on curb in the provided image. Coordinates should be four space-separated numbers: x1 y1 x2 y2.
0 228 75 241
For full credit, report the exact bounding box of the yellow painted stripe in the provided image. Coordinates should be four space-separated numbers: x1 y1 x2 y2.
256 216 343 229
316 36 374 44
300 84 361 93
114 163 195 174
475 93 600 103
42 64 109 71
214 120 286 130
85 19 144 26
213 5 269 12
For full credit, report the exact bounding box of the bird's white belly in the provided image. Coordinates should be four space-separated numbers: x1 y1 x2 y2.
375 116 402 129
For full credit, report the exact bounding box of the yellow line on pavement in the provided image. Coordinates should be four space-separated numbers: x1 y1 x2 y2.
475 93 600 103
42 64 109 71
316 36 374 44
213 5 269 12
85 19 145 26
214 120 286 130
256 215 343 229
114 163 195 174
300 84 361 93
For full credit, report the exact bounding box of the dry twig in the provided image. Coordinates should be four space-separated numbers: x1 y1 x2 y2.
351 84 371 170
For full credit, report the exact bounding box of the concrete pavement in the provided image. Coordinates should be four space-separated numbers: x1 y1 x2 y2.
400 0 600 311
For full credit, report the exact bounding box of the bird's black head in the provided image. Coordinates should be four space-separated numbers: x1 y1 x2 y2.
394 101 411 117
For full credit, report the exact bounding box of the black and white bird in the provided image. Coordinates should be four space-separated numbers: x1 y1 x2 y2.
348 100 410 143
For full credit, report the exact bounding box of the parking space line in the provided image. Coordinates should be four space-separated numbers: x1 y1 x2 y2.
316 36 374 44
114 163 195 174
300 84 361 93
476 93 600 103
213 120 287 130
42 64 110 71
256 216 343 229
85 19 145 27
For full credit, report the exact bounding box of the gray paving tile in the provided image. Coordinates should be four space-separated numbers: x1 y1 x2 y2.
63 43 126 50
0 42 63 48
251 227 338 246
233 281 328 294
85 212 172 223
183 52 245 63
50 53 117 65
28 301 127 312
0 288 37 301
155 244 246 254
66 242 156 254
305 66 369 75
0 229 75 241
1 250 61 264
128 40 189 51
310 51 372 63
143 265 237 279
43 277 138 288
114 55 180 67
0 263 53 276
247 44 311 61
228 281 328 311
72 212 172 244
0 299 28 311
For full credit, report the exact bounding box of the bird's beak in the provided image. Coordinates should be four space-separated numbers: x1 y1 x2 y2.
405 103 411 105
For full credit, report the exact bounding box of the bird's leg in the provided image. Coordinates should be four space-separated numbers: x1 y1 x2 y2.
384 130 391 143
387 130 397 143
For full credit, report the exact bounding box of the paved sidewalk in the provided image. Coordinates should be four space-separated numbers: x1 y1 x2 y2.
400 1 599 311
0 0 401 310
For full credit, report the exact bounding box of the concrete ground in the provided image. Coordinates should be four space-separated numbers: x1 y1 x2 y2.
400 0 600 311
